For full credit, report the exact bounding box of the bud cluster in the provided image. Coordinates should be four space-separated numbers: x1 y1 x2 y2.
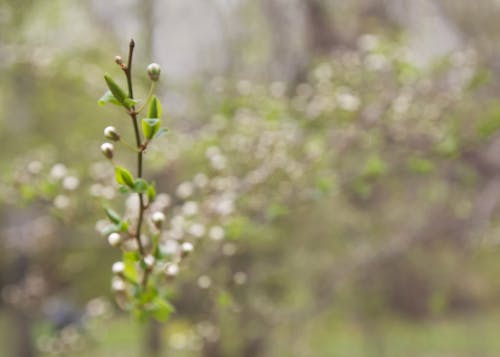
96 40 194 322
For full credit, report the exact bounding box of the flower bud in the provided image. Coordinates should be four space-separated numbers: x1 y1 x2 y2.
181 242 194 257
165 264 179 277
115 56 123 65
147 63 161 81
100 142 114 160
111 277 126 291
112 261 125 274
151 211 165 229
144 254 155 268
104 126 120 141
107 232 122 247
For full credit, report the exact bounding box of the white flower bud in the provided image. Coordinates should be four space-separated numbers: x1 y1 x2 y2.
100 142 114 160
104 126 120 141
151 211 165 229
115 56 123 65
147 63 161 81
107 232 122 247
123 239 139 252
165 264 179 277
111 277 126 291
181 242 194 257
144 254 155 268
112 261 125 274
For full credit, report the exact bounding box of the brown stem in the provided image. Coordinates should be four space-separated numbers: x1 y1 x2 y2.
124 39 146 260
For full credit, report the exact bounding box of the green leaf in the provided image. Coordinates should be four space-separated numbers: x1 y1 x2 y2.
147 96 162 118
141 118 161 140
98 90 121 106
124 98 139 109
123 251 141 263
118 220 129 233
362 155 388 178
136 286 157 304
101 224 120 236
154 127 169 138
217 291 232 307
407 157 434 174
147 182 156 202
226 216 250 240
101 221 128 236
115 166 135 188
104 74 129 108
133 178 149 193
132 308 148 322
265 203 289 220
151 297 174 322
104 206 121 224
118 186 130 194
20 185 36 202
123 252 140 283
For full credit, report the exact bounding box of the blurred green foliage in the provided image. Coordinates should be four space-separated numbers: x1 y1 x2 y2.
4 1 500 356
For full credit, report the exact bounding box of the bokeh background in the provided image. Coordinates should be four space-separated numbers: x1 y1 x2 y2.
3 1 500 356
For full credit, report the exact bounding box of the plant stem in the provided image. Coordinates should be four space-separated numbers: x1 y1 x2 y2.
124 39 146 259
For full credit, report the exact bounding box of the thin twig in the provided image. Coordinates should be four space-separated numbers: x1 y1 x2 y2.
124 39 146 262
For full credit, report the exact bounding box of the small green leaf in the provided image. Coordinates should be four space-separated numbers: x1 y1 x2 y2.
362 155 388 178
124 98 139 109
151 297 174 322
123 252 140 283
104 206 121 224
132 308 148 322
98 90 121 106
154 127 169 138
118 220 129 233
123 251 141 263
118 186 129 194
104 74 128 107
20 185 36 201
147 96 162 118
265 203 289 220
115 166 135 188
137 287 157 304
101 224 121 236
133 178 149 193
217 291 233 307
147 182 156 202
142 118 161 140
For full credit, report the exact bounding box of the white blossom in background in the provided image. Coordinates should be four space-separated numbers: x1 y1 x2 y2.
182 201 199 216
50 163 67 180
233 272 247 285
193 173 209 188
63 176 80 191
159 240 180 256
208 226 225 241
197 275 211 289
165 264 179 277
188 223 206 238
28 161 43 174
176 181 194 199
53 195 70 209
